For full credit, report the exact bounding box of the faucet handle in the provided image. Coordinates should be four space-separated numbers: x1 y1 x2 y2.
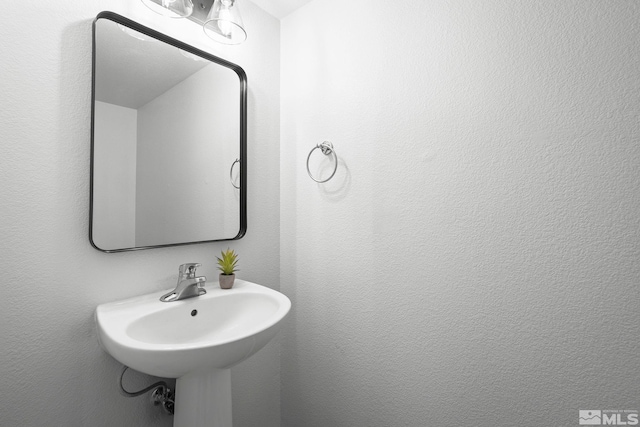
178 263 202 279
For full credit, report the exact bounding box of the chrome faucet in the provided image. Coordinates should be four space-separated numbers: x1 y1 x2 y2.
160 263 207 302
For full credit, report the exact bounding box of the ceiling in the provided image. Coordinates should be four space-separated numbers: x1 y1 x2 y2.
248 0 314 19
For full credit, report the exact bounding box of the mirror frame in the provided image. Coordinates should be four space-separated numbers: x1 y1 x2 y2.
90 11 247 252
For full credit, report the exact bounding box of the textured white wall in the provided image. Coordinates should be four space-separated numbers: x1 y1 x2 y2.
0 0 280 426
280 1 640 426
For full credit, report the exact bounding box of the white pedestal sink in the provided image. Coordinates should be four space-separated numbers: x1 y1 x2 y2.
95 280 291 427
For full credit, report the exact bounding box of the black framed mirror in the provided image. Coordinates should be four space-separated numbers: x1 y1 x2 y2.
90 12 247 252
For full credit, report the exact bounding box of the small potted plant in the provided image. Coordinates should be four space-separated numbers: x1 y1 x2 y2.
217 248 239 289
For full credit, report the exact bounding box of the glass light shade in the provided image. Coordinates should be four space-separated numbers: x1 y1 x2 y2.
141 0 194 18
203 0 247 45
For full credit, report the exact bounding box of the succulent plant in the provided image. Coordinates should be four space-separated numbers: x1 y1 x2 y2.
216 248 239 275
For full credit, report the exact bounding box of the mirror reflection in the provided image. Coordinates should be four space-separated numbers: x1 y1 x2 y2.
91 13 246 252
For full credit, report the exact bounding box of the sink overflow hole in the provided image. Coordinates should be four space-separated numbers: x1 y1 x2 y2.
191 310 198 316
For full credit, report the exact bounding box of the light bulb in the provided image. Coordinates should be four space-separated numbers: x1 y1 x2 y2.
217 8 233 37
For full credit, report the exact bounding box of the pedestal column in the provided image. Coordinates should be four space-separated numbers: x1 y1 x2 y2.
173 368 232 427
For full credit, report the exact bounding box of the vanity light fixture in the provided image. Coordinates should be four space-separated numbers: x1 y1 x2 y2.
140 0 247 45
118 24 155 41
203 0 247 45
178 48 208 61
141 0 194 18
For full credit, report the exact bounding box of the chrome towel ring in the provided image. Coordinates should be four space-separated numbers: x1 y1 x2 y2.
306 141 338 183
229 158 240 189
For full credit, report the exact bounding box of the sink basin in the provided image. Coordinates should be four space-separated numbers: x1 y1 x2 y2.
96 280 291 378
96 279 291 427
